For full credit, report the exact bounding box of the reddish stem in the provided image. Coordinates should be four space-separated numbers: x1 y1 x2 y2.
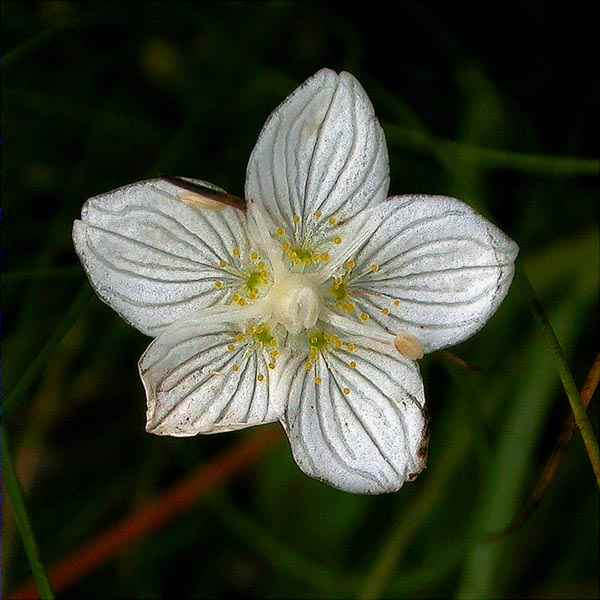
11 427 282 599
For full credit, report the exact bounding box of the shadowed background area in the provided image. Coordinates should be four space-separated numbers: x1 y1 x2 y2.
2 2 599 598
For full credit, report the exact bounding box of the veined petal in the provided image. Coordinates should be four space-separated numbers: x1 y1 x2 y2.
279 330 428 494
73 178 272 337
245 69 389 251
335 195 519 353
140 313 285 436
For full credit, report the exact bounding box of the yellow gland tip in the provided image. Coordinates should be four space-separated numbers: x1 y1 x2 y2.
343 387 351 395
214 281 224 289
293 214 301 224
370 264 380 272
349 361 357 369
334 236 342 245
257 374 265 382
359 312 370 322
315 376 322 385
233 248 241 257
227 344 236 352
232 364 240 372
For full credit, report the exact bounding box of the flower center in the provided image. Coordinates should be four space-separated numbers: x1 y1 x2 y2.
265 273 321 335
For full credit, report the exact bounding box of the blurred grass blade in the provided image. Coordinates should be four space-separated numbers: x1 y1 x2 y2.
1 425 54 599
1 286 91 419
456 283 594 599
10 429 282 599
520 270 600 487
490 352 600 539
384 124 599 176
2 19 78 71
207 492 341 593
359 417 472 600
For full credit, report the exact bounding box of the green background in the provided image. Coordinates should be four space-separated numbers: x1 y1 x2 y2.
3 2 598 598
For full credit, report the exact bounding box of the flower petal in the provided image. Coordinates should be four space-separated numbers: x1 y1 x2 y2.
73 178 265 337
279 332 427 494
341 195 519 352
245 69 389 249
140 316 284 436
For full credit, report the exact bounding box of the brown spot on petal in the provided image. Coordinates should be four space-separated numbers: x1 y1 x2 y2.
394 333 424 360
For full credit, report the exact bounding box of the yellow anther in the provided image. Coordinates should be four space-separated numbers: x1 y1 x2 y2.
227 344 236 352
346 342 357 352
248 289 258 300
235 333 245 342
233 248 241 258
359 312 370 322
370 264 380 273
293 214 301 224
394 299 401 307
238 298 246 306
270 350 280 359
333 236 342 245
275 227 285 237
320 252 331 263
232 364 240 372
219 259 228 268
343 387 351 395
382 308 390 316
349 361 357 369
314 211 322 220
214 281 224 289
315 376 322 385
257 374 265 382
345 259 356 270
250 251 259 261
305 361 313 372
341 301 355 314
268 362 276 370
329 216 337 226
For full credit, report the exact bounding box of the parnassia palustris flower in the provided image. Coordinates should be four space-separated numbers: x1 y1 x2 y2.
73 69 518 494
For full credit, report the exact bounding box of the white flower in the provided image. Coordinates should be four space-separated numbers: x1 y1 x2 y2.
73 69 518 494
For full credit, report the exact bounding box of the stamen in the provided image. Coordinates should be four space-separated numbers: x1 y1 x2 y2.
321 308 395 346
